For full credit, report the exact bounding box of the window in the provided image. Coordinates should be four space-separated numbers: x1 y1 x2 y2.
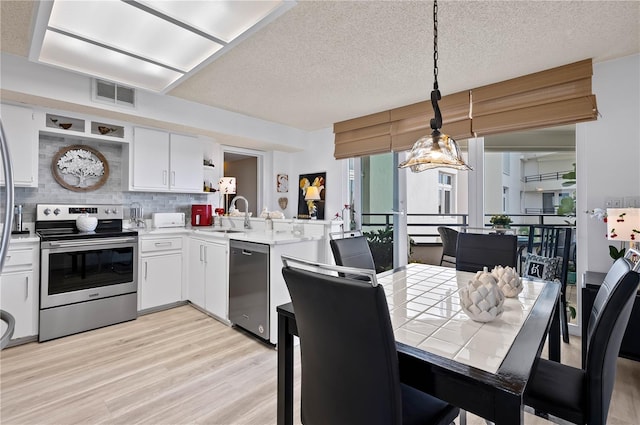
503 186 509 211
502 153 511 175
438 172 454 214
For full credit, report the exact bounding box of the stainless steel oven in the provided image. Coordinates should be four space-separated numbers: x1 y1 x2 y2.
36 204 138 342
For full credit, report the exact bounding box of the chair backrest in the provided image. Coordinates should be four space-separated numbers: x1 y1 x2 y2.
330 235 376 277
525 225 573 285
455 232 517 272
584 253 640 425
281 261 402 425
437 226 458 266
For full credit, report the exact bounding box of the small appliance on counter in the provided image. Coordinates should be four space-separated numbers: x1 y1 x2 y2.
151 212 186 228
191 204 213 226
12 204 29 234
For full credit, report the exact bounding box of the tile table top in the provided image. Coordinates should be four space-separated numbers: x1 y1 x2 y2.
378 263 545 373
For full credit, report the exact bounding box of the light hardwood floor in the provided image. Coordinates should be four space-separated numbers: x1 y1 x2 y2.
1 305 638 425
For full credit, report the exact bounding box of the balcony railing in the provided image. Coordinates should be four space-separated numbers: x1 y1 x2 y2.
361 213 574 244
523 170 572 183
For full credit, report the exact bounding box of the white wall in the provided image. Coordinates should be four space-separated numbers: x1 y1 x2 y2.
577 54 640 276
289 127 343 220
484 153 504 214
0 53 307 151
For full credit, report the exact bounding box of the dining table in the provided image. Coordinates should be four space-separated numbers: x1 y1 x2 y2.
277 263 561 425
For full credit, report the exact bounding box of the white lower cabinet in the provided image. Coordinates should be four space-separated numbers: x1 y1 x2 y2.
139 237 183 310
1 271 35 339
188 237 228 321
0 241 39 340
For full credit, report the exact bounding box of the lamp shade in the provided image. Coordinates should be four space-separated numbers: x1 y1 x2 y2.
218 177 236 194
304 186 321 201
607 208 640 242
398 130 471 172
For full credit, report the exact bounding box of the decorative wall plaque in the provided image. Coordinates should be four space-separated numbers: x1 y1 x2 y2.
52 145 109 192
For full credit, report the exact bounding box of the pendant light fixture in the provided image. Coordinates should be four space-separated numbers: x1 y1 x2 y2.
398 0 471 172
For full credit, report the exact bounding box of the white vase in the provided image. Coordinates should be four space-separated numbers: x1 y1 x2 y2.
76 213 98 232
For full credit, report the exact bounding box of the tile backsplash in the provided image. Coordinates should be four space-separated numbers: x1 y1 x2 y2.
3 134 212 224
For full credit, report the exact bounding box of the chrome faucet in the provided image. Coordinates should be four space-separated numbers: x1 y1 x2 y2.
230 195 252 229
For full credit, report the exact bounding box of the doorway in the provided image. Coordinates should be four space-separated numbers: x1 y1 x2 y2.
223 148 263 216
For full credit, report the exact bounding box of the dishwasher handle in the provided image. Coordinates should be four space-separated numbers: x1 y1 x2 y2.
241 249 253 256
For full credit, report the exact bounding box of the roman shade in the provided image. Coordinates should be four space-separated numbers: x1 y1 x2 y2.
471 59 597 136
333 111 391 160
333 59 598 159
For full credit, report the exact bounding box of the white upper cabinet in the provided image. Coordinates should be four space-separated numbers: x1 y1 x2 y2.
169 133 204 192
130 127 203 192
0 103 38 187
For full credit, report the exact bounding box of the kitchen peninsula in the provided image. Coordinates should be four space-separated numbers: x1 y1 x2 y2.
136 216 339 345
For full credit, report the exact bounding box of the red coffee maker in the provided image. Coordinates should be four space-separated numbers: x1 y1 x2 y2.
191 204 213 226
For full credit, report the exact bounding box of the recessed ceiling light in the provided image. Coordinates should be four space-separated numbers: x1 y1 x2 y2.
30 0 295 93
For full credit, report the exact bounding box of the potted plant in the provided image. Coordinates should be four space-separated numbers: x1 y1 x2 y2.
490 214 512 233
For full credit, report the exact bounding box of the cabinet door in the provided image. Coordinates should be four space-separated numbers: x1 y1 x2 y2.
204 242 228 319
169 133 203 192
0 271 35 339
0 104 38 187
140 253 182 310
187 238 206 309
132 127 170 190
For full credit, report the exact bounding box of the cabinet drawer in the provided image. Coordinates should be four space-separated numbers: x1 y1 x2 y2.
140 237 183 253
4 249 34 269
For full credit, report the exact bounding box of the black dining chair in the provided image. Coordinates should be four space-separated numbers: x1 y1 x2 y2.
524 225 573 343
329 231 376 278
524 250 640 425
437 227 458 267
455 232 518 272
281 256 460 425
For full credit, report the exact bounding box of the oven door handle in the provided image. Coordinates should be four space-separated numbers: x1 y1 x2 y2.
44 237 138 248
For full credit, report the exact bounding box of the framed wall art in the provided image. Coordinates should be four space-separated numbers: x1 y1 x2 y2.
297 172 325 220
52 145 109 192
277 173 289 193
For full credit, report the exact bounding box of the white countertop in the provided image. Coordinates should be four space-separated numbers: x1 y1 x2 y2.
138 226 323 245
8 228 39 244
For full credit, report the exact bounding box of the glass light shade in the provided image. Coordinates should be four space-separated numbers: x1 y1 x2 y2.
218 177 237 194
607 208 640 242
304 186 321 201
398 130 472 172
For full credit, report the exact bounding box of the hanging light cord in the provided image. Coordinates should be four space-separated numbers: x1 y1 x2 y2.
430 0 443 131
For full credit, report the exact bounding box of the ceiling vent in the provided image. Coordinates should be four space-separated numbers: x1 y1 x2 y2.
93 79 136 108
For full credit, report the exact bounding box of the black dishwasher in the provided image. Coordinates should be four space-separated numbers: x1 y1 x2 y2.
229 240 270 340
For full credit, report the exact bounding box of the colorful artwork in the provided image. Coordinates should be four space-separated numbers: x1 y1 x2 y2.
297 172 326 219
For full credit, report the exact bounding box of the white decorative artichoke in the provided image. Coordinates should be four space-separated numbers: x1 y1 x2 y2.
459 269 505 322
491 265 523 298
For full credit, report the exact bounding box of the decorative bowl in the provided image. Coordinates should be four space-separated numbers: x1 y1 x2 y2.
98 126 116 135
76 213 98 232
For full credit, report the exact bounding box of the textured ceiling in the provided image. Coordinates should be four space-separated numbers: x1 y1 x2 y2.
1 1 639 131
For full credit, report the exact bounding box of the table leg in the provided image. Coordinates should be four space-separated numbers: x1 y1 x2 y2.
277 313 294 425
493 392 524 425
548 300 561 362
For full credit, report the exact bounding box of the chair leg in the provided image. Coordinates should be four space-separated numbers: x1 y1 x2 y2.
459 409 466 425
560 297 570 343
